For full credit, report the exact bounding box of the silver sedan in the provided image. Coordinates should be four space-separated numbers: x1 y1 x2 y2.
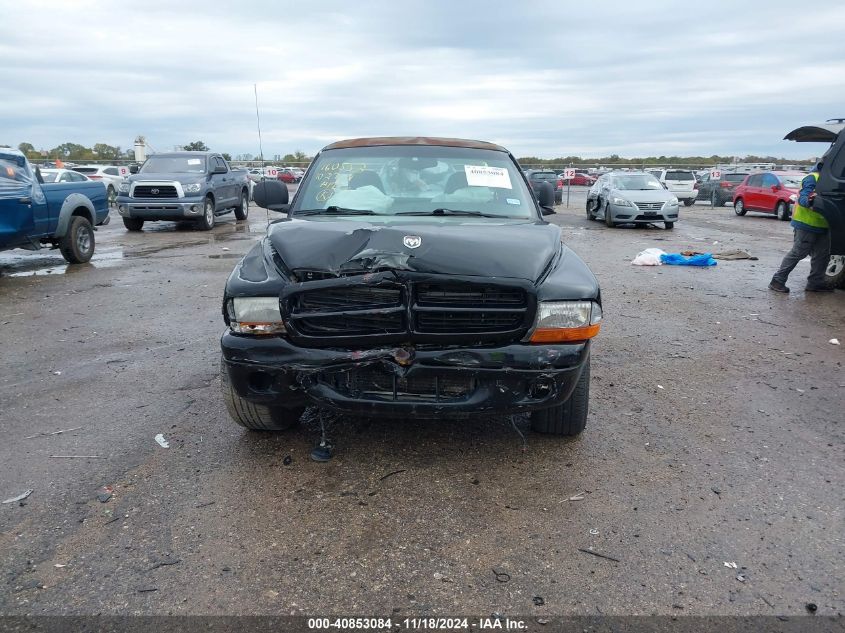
586 171 680 229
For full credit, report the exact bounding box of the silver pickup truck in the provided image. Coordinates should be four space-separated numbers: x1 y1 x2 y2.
115 151 250 231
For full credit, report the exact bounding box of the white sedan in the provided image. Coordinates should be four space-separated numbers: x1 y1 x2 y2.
40 168 91 183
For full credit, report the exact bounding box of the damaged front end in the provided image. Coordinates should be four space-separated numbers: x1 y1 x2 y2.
220 232 599 418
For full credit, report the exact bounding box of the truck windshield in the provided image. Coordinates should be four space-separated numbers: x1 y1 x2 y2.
293 145 536 219
140 157 207 174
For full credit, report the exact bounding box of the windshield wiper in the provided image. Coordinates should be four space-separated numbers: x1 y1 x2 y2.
397 208 505 218
296 206 379 216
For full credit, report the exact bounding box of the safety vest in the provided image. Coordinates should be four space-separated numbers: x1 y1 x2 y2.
792 172 829 230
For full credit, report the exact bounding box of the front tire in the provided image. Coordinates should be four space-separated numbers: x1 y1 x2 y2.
776 200 790 221
123 217 144 231
664 221 674 229
586 199 595 220
198 196 215 230
220 360 303 431
530 358 590 436
734 198 746 215
604 204 616 228
234 189 249 221
59 216 95 264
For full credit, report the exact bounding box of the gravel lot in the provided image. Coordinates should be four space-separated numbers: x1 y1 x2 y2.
0 189 842 618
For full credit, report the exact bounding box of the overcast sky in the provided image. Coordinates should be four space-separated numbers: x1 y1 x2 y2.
2 0 844 159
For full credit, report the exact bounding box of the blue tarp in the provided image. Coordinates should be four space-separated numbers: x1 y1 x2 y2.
660 253 717 266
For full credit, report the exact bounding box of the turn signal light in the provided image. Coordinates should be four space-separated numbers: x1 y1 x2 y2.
530 323 601 343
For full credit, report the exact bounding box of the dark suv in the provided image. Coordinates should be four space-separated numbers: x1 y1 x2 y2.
220 137 601 437
524 169 563 205
696 171 751 207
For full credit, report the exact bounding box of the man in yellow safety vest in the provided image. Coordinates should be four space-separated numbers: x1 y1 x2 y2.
769 161 833 292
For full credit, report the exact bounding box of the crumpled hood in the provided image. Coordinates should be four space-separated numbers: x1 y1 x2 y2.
267 218 562 282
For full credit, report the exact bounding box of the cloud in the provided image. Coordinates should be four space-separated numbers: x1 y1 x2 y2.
2 0 844 158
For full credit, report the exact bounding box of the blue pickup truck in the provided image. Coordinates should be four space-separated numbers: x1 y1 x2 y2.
115 151 250 231
1 148 109 264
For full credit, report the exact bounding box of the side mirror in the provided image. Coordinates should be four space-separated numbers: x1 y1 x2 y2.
212 164 227 175
253 180 289 211
536 181 555 215
129 165 139 174
771 184 780 192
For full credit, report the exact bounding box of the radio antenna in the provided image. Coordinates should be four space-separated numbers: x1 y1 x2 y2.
254 83 269 227
254 83 265 170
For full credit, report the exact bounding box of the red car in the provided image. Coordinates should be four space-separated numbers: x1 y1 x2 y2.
732 171 805 221
276 169 298 184
562 173 596 186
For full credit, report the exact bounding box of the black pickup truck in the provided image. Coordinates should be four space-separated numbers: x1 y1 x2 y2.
219 137 601 437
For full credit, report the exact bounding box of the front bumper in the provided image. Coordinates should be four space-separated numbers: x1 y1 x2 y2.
115 196 205 221
608 203 679 223
221 333 590 418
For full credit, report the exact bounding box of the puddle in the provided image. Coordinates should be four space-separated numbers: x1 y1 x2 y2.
1 248 126 277
1 222 262 278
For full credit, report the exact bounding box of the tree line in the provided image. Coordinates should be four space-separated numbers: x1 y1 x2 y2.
6 140 812 167
515 153 814 167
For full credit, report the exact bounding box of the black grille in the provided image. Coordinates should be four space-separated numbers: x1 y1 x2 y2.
133 185 178 198
319 367 474 401
295 311 404 336
287 279 530 342
296 286 401 311
417 283 525 307
416 311 524 333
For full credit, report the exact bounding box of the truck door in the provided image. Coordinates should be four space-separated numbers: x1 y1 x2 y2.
213 156 235 206
0 156 49 249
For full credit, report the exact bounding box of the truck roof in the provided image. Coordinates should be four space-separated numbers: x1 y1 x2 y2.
0 147 26 159
323 137 508 152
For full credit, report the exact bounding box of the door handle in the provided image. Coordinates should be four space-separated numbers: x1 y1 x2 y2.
19 197 31 204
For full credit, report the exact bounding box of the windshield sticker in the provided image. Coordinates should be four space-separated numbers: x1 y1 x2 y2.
187 159 202 165
464 165 512 189
506 198 521 205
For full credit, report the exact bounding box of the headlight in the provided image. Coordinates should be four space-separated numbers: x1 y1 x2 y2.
789 194 797 202
610 196 631 206
529 301 602 343
227 297 286 336
184 183 202 193
118 182 130 193
667 197 679 206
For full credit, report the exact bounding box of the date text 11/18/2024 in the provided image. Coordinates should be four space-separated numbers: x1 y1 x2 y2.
307 617 528 630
